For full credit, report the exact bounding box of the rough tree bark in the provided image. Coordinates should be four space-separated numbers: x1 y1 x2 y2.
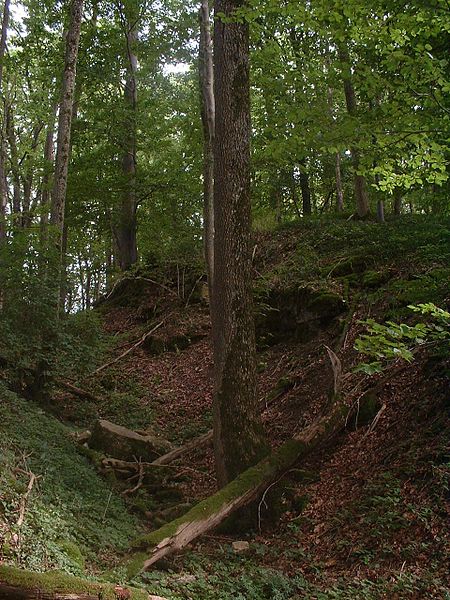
393 188 402 215
299 160 312 216
335 152 344 211
199 0 215 298
116 0 138 271
40 104 58 252
338 46 370 218
0 0 10 241
50 0 84 241
6 103 22 227
212 0 268 487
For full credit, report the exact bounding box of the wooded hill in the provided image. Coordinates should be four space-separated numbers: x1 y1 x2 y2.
0 0 449 598
1 216 449 599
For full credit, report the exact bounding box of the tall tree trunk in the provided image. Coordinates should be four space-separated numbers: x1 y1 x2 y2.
299 160 312 216
117 2 138 272
20 123 42 228
0 0 9 241
50 0 84 274
212 0 268 487
39 104 58 255
6 103 21 228
199 0 215 299
393 188 402 215
326 77 344 212
338 47 369 218
374 175 385 223
335 152 344 211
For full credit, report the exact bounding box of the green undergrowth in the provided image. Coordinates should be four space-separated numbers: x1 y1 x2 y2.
138 551 449 599
61 371 155 431
255 215 450 303
0 384 140 574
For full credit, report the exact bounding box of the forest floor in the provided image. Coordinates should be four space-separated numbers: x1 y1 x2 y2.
1 215 449 599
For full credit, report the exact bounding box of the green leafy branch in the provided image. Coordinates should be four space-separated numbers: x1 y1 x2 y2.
354 303 450 375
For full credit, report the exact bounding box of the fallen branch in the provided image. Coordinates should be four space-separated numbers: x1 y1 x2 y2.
55 380 102 403
88 321 164 378
0 565 147 600
122 462 145 496
123 393 378 577
151 430 213 466
16 472 37 528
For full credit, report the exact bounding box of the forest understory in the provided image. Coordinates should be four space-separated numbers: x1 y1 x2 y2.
1 217 449 599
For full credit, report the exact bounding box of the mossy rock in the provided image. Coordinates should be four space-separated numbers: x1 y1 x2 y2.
350 392 380 428
255 286 346 346
325 255 370 278
306 291 346 321
361 269 392 289
56 540 86 570
142 333 204 356
0 565 148 600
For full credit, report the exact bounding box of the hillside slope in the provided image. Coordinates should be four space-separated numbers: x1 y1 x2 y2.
1 216 449 599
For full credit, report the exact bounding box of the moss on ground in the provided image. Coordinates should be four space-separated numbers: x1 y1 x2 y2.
0 565 148 599
0 384 140 574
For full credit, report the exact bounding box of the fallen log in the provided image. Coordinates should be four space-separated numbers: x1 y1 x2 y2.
0 565 148 600
88 321 165 378
89 419 173 462
123 392 378 577
149 382 292 468
56 380 102 403
151 430 213 466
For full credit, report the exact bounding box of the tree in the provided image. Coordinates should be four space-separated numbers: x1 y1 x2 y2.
0 0 9 241
199 0 215 296
338 44 370 218
115 0 139 272
50 0 84 288
212 0 268 487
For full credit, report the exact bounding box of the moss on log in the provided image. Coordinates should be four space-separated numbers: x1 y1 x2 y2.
0 566 148 600
123 393 377 578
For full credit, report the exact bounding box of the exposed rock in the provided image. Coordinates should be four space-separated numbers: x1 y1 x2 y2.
256 286 346 346
70 430 92 444
89 419 172 462
173 574 196 584
232 540 250 553
142 333 205 356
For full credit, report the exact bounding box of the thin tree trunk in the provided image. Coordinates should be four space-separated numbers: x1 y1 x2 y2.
39 104 58 256
335 152 344 211
19 123 43 228
299 160 312 216
50 0 84 304
59 222 69 312
212 0 268 487
393 188 402 215
0 0 9 240
6 103 21 228
338 46 369 218
117 4 138 271
199 0 215 299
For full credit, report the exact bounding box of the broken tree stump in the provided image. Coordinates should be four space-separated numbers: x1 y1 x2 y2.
89 420 172 462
